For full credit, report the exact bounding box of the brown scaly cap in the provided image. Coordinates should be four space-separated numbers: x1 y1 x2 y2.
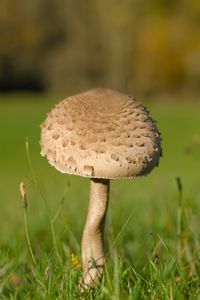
40 88 161 179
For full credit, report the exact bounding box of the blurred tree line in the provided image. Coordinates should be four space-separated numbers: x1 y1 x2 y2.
0 0 200 96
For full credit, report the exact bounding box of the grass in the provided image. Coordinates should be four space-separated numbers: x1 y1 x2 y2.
0 93 200 299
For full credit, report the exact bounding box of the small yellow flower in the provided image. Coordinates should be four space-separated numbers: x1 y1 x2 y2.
71 253 81 267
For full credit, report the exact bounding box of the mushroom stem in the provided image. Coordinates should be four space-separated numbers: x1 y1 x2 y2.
81 178 110 287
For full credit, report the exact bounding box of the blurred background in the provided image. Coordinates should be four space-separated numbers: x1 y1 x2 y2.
0 2 200 296
1 0 200 97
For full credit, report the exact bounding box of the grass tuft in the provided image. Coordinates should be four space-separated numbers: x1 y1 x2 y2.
0 97 200 298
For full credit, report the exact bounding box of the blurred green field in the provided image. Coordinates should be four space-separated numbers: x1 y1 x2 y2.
0 93 200 299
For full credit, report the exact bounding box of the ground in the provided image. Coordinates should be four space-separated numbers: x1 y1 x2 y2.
0 93 200 299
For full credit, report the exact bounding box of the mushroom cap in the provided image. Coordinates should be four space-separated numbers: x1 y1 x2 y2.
40 88 161 179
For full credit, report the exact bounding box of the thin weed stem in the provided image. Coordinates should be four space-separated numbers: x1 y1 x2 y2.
52 187 68 224
25 139 49 213
23 207 37 267
176 177 183 236
176 177 184 263
25 138 65 263
105 209 135 259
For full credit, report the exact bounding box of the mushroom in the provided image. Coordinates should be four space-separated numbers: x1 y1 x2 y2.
40 88 162 287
